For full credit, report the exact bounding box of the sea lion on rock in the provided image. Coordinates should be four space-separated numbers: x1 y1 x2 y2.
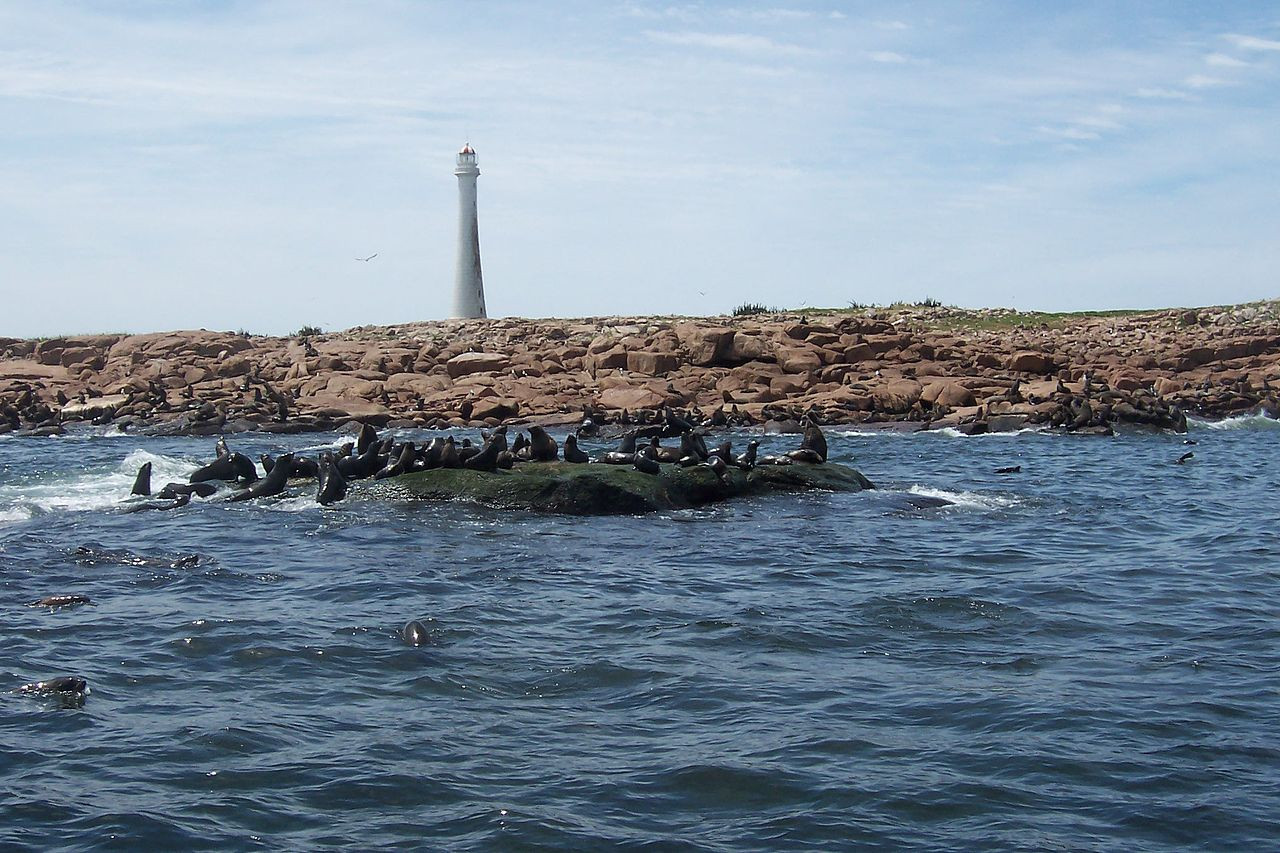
633 446 661 475
703 455 728 477
229 453 294 502
650 436 684 464
735 440 759 470
316 452 349 506
510 432 530 459
157 481 218 500
599 451 635 465
563 434 590 463
463 437 501 472
528 425 559 462
376 442 418 479
214 436 230 459
439 437 461 469
190 451 259 485
786 421 828 464
337 441 382 480
131 462 152 496
495 450 516 469
355 422 378 455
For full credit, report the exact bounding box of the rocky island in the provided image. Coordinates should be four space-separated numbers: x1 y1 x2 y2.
3 301 1279 437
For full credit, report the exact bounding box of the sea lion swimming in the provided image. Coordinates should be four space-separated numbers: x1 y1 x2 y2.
18 676 89 697
401 620 433 646
131 462 152 496
229 452 294 502
28 594 93 609
122 492 192 513
1175 451 1194 464
995 465 1021 474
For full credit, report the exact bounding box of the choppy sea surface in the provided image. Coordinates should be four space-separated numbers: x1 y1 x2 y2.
2 419 1278 851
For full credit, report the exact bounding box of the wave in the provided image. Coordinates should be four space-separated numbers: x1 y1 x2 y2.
831 426 1043 439
905 485 1022 511
1191 414 1280 431
0 449 200 522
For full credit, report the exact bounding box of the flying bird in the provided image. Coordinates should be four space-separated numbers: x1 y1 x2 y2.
356 253 378 262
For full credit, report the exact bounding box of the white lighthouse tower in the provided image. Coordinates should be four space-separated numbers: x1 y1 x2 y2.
451 143 487 318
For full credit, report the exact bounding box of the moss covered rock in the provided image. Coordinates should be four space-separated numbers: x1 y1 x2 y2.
376 461 874 515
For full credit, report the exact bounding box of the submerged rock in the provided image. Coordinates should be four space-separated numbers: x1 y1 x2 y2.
376 460 874 515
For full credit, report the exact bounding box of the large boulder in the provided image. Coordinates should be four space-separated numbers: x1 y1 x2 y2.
676 325 735 366
446 352 510 378
1006 351 1061 374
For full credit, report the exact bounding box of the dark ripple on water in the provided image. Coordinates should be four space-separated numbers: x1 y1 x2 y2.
2 424 1280 850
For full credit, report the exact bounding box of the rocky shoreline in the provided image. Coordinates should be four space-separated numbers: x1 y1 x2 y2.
3 301 1280 437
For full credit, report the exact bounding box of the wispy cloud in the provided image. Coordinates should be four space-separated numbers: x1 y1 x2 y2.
866 50 908 64
642 29 814 56
1184 73 1229 89
1205 52 1248 67
1224 33 1280 51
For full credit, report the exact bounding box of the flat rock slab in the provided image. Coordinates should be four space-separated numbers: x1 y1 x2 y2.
377 461 874 515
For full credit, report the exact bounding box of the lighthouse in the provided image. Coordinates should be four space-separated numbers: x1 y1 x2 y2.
452 143 487 318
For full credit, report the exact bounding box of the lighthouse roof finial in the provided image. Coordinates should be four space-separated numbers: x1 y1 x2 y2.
460 142 475 155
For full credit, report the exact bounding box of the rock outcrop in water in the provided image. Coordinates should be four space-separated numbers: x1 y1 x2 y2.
377 460 874 515
3 301 1280 436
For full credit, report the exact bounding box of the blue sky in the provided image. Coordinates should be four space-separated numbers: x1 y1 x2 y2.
1 1 1278 337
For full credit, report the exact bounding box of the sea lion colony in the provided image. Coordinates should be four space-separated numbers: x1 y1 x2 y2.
124 409 832 511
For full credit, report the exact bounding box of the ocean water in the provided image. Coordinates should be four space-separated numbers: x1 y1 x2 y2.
1 421 1277 851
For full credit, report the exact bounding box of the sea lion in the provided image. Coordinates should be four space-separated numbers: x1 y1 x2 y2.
355 422 378 455
678 431 706 462
463 437 501 472
633 446 660 475
28 594 93 608
510 432 530 459
599 451 635 465
316 452 349 505
421 437 445 469
131 462 152 496
786 421 828 464
481 425 509 454
757 454 793 466
157 481 218 500
214 436 230 459
190 451 258 485
1175 451 1194 464
122 492 192 512
995 465 1022 474
439 436 461 469
229 453 294 501
703 455 728 477
528 425 559 462
735 440 759 470
337 441 382 480
563 434 590 463
375 443 417 479
650 436 684 464
495 450 516 469
18 676 89 697
708 440 733 465
401 620 433 646
616 431 638 454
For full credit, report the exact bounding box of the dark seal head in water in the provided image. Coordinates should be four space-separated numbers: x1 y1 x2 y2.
19 676 89 697
401 620 433 646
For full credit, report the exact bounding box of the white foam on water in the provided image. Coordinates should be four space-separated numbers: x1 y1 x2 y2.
0 506 34 525
905 484 1022 511
0 449 200 517
1192 414 1280 431
832 426 1043 439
